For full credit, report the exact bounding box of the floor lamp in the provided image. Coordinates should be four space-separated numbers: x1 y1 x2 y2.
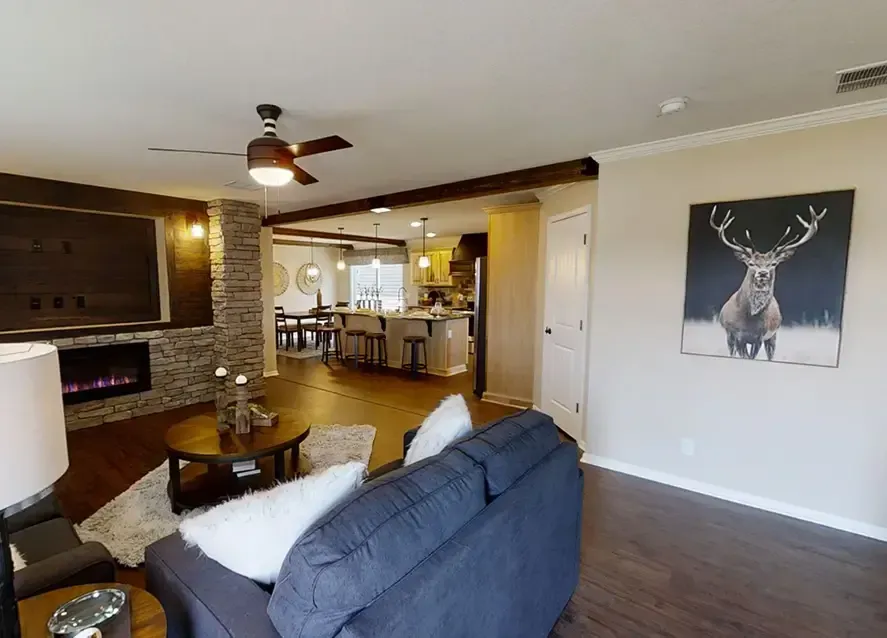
0 344 68 638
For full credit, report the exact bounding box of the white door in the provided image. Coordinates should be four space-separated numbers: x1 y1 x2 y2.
540 207 590 444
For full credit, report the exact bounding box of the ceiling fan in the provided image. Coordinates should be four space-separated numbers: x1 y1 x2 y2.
148 104 352 187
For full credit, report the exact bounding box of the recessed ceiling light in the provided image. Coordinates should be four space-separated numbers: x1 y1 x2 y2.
658 97 688 116
370 207 391 214
410 221 422 227
426 232 437 238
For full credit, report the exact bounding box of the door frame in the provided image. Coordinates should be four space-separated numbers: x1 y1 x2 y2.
540 204 592 449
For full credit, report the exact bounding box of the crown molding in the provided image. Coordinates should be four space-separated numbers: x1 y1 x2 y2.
591 97 887 164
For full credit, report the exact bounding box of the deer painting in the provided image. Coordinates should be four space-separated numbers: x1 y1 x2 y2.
709 204 827 360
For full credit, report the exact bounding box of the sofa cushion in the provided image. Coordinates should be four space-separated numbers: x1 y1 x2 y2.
267 448 485 638
453 409 561 498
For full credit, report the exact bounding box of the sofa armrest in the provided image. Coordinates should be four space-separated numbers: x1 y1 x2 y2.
14 542 116 599
146 533 280 638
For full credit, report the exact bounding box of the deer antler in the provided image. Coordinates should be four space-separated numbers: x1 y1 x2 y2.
771 206 827 261
709 206 753 259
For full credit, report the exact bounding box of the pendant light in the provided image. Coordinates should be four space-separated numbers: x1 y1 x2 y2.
418 217 430 269
371 223 381 269
336 227 346 271
306 238 320 281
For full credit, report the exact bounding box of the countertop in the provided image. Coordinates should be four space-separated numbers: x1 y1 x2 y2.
333 309 470 322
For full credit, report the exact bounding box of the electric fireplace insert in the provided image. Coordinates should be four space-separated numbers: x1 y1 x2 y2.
58 342 152 405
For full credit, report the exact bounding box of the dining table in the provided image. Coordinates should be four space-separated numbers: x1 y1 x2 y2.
279 310 322 351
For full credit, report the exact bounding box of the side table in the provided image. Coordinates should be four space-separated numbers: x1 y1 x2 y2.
17 583 166 638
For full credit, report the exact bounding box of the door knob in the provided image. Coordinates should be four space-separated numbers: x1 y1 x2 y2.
544 327 552 335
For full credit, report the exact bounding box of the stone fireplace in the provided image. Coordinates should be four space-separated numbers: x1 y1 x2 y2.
0 176 267 431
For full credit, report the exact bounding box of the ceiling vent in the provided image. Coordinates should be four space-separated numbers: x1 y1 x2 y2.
836 60 887 94
223 179 263 191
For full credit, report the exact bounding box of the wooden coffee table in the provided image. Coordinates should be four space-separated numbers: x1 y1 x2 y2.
164 409 310 513
18 583 165 637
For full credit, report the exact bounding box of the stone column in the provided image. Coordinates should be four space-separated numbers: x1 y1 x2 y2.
208 199 265 397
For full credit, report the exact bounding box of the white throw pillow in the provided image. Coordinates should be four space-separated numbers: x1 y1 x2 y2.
179 461 365 584
404 394 473 466
11 544 26 571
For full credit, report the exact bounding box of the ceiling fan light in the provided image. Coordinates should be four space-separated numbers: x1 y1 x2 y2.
249 165 293 187
418 255 430 269
371 257 381 269
336 259 346 271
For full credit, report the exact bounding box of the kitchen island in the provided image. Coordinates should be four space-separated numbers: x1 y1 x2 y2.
333 310 469 376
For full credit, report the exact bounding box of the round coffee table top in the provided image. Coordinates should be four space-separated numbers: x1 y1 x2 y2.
165 408 311 463
18 583 166 638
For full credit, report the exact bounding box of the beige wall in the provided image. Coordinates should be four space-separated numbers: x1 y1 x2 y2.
485 203 540 405
272 244 340 311
586 116 887 534
534 182 599 409
260 228 277 377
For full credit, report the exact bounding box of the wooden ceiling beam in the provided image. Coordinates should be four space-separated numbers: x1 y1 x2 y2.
273 227 406 246
262 157 598 225
272 238 355 250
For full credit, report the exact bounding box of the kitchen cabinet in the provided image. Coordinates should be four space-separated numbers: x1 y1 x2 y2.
410 249 453 286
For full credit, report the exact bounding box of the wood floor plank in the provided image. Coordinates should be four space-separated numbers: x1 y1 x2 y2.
54 358 887 636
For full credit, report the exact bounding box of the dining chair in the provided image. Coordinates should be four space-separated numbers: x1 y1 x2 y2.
275 307 299 349
303 305 333 347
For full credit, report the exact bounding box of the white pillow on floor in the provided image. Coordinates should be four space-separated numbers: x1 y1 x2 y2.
179 462 366 584
404 394 473 466
11 544 26 571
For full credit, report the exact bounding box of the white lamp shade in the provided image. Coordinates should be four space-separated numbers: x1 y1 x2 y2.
336 259 346 271
418 254 430 269
0 343 68 511
371 258 381 269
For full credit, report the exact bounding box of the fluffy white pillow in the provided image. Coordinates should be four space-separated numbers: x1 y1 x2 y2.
404 394 473 466
11 544 26 571
179 461 365 584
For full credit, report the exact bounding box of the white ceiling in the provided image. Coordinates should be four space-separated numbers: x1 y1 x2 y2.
2 1 886 210
280 190 539 247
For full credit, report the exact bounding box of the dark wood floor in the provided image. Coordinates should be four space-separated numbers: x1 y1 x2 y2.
57 358 887 636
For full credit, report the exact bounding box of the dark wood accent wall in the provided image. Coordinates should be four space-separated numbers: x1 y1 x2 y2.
0 173 210 339
0 205 161 330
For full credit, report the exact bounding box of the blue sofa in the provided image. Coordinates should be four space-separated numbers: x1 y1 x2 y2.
146 409 583 638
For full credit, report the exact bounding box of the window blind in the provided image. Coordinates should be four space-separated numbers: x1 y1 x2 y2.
350 264 404 310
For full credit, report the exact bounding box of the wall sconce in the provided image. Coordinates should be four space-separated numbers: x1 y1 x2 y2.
188 215 206 239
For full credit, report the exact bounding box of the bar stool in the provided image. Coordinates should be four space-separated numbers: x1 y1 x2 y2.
343 329 366 369
318 325 342 364
401 335 428 378
365 332 388 368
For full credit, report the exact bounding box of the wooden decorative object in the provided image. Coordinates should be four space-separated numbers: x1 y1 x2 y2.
234 375 250 434
213 367 229 432
273 262 289 296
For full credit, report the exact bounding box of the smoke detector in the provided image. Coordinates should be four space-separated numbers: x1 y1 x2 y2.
658 97 688 116
836 60 887 94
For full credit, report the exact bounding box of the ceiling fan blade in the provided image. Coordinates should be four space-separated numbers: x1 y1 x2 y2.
148 147 246 157
286 135 353 159
291 164 319 186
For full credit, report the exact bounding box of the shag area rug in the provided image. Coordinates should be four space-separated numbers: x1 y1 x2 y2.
277 344 323 360
76 424 375 567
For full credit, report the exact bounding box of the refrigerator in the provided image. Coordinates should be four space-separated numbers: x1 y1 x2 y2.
473 257 488 398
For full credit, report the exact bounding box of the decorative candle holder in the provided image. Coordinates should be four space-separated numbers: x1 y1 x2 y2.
234 374 250 434
214 366 229 432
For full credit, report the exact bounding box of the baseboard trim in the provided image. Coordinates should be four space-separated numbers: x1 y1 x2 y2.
581 454 887 543
263 370 279 378
482 392 533 409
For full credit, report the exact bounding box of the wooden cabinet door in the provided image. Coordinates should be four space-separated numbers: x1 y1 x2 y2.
438 250 452 285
